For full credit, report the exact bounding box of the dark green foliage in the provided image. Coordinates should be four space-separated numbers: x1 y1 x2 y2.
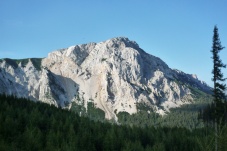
1 58 18 68
199 25 227 151
15 58 29 67
30 58 42 71
101 58 107 62
1 94 227 150
71 101 105 122
87 102 106 121
71 101 86 115
200 101 227 126
118 95 212 129
201 26 227 128
70 94 106 122
0 58 42 71
211 25 226 122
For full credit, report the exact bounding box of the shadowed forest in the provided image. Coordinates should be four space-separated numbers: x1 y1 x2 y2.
1 94 227 151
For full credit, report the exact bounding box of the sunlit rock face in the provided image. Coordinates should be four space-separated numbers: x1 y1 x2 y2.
0 37 211 119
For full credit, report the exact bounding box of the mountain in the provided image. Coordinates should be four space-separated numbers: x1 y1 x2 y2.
0 37 211 120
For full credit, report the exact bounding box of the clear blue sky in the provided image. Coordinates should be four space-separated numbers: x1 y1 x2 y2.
1 0 227 87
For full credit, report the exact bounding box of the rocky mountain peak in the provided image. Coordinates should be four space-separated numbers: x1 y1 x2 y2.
105 37 140 49
0 37 211 120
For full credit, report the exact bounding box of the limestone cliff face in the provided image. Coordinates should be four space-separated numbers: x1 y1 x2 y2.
0 37 211 119
0 58 68 106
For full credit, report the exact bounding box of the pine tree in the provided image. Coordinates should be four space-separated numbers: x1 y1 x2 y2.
211 25 226 151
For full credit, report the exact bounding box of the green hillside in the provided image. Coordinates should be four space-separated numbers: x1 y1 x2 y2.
117 93 212 129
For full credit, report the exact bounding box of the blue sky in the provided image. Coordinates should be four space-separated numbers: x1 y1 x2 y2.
1 0 227 87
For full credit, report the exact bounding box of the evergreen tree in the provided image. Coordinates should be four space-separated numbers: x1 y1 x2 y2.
211 25 226 151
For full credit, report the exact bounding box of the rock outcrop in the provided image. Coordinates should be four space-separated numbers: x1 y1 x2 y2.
0 37 211 119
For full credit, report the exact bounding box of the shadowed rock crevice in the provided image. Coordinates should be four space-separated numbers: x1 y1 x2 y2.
0 37 211 119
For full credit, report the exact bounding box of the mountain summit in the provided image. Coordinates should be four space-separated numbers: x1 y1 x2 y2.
0 37 211 120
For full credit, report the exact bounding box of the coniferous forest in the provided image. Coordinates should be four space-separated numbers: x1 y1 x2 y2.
0 26 227 151
1 94 227 151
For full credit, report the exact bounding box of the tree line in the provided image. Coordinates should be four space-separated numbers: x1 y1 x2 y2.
1 94 226 151
0 26 227 151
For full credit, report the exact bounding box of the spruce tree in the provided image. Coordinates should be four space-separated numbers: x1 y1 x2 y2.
211 25 226 151
211 26 226 121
